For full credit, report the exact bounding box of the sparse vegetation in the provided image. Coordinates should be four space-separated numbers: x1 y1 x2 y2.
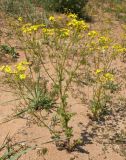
0 44 19 59
0 0 126 159
0 135 32 160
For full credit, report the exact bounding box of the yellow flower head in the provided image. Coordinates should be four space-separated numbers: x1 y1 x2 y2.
59 28 70 38
4 66 12 73
49 16 55 22
19 74 26 80
67 13 77 19
88 31 98 38
104 73 114 81
95 69 103 74
18 17 23 22
16 63 27 72
21 23 32 33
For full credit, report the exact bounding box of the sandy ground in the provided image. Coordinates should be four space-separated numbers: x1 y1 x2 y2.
0 5 126 160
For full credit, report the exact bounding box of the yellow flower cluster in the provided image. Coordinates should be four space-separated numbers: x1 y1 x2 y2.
95 69 103 74
99 36 111 46
67 13 77 19
42 28 55 36
58 28 70 38
49 16 55 22
95 69 114 82
104 73 114 81
67 19 89 31
67 13 89 31
21 13 89 38
88 31 98 38
16 61 28 72
22 23 45 34
112 44 126 54
0 61 29 80
0 65 12 74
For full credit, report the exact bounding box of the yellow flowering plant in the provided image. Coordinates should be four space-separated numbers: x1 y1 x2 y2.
0 60 54 114
85 32 124 119
16 13 92 150
90 68 116 119
13 13 125 149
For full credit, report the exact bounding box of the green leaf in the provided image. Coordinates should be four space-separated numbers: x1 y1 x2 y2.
9 147 33 160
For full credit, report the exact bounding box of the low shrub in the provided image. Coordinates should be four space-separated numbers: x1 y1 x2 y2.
41 0 89 19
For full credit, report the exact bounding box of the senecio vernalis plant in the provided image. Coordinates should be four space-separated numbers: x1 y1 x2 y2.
18 13 89 150
86 31 126 119
1 13 126 151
